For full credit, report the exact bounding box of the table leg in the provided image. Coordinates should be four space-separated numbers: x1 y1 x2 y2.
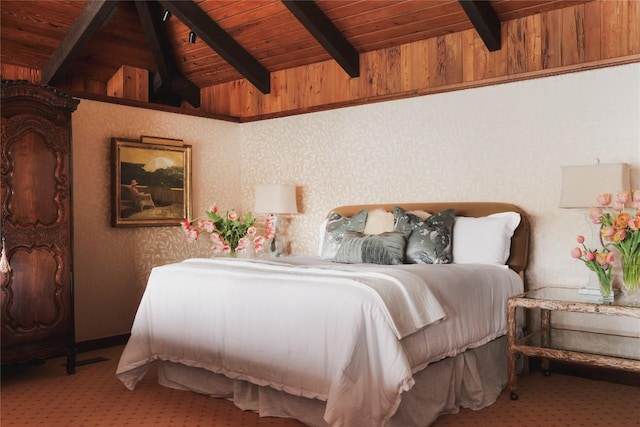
507 301 519 400
541 308 550 375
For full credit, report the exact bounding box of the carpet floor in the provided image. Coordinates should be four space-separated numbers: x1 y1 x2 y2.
1 345 638 426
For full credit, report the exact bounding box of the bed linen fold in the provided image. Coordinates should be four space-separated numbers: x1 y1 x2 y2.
179 257 446 339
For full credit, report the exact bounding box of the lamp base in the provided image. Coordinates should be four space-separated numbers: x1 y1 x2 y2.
268 215 291 257
269 235 285 257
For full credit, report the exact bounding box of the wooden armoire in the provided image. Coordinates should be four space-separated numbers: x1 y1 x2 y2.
1 80 80 373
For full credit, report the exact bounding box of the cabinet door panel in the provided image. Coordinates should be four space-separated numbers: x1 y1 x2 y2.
6 126 60 227
7 248 64 331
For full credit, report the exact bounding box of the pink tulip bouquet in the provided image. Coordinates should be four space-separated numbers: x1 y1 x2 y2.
589 191 640 258
588 190 640 294
181 204 276 256
571 235 614 298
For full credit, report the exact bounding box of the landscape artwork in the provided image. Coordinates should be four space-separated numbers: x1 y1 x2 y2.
111 138 192 227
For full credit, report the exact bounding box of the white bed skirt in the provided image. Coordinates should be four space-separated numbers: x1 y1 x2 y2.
156 336 508 427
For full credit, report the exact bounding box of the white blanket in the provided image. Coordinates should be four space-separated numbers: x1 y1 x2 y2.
116 257 521 427
179 258 446 338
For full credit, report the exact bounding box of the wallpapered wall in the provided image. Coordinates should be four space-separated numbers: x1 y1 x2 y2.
72 107 240 341
72 63 640 342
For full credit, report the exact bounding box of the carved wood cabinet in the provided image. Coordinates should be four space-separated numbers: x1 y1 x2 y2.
1 81 80 373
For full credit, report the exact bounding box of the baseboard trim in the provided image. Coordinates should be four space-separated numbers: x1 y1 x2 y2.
76 334 130 353
529 357 640 387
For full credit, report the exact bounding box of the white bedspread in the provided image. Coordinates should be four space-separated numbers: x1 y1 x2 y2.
179 258 446 338
116 256 522 427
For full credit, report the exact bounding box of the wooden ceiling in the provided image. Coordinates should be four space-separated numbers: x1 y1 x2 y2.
1 0 590 110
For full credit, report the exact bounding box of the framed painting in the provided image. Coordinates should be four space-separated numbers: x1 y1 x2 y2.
111 137 192 227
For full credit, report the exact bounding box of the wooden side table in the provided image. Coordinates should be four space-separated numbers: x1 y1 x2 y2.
507 287 640 400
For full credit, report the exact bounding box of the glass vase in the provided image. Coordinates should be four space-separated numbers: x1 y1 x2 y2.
597 274 614 303
621 253 640 299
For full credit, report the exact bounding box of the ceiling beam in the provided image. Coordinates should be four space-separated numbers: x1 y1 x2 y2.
158 0 270 94
282 0 359 78
41 0 118 85
135 1 201 108
458 0 501 51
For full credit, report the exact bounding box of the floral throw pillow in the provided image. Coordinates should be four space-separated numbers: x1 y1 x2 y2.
320 209 368 259
393 207 455 264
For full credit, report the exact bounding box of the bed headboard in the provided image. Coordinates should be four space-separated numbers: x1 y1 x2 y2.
330 202 530 278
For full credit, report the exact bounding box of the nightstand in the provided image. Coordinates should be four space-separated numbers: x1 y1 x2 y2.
507 287 640 400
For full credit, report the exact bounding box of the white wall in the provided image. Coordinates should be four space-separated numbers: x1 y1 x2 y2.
72 63 640 342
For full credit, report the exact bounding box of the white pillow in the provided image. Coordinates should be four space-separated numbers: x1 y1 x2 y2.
452 212 521 265
363 209 394 235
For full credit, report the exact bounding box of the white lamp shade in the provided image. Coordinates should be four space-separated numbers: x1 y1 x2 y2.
559 163 631 208
254 184 298 214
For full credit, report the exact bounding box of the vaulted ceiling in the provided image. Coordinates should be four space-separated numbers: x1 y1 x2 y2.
1 0 591 112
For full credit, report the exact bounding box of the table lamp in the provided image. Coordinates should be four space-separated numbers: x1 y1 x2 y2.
254 183 298 256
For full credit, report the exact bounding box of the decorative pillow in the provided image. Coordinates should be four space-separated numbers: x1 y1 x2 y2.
394 207 455 264
452 212 521 265
363 209 394 235
333 231 407 265
320 209 368 259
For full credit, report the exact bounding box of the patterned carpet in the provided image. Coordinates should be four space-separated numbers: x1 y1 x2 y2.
1 345 639 426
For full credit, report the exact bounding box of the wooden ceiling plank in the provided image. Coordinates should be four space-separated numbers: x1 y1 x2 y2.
159 0 271 94
41 0 118 85
209 1 286 28
323 0 457 30
135 1 201 108
492 1 588 23
345 10 472 51
282 0 360 78
458 0 502 51
342 10 470 49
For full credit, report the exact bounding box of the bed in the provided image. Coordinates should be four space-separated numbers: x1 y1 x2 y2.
116 202 530 427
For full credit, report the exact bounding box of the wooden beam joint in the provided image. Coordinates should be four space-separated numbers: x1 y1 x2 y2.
458 0 501 51
41 0 118 85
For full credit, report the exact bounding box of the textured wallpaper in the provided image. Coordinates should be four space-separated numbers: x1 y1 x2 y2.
72 63 640 341
72 104 240 341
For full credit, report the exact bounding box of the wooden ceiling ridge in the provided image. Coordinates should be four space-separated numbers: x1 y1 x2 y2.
158 0 271 95
135 1 200 108
38 0 370 105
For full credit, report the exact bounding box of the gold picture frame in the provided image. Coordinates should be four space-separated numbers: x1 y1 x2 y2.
111 137 192 227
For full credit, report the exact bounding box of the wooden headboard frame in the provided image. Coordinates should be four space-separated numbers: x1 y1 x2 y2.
331 202 530 280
